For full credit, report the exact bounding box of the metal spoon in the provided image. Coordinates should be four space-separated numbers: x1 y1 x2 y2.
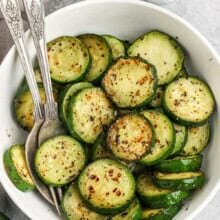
22 0 65 215
0 0 51 205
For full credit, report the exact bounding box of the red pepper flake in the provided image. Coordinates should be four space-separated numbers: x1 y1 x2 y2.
89 175 96 180
113 188 117 192
116 191 121 196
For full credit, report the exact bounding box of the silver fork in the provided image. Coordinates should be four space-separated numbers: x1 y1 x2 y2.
22 0 65 216
0 0 64 216
0 0 52 205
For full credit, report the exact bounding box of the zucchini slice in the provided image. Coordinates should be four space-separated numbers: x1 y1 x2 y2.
149 86 164 108
14 83 59 131
107 114 154 161
154 171 205 190
177 67 188 78
170 123 188 156
92 133 114 161
180 122 210 156
4 144 35 192
59 82 93 123
0 212 9 220
128 31 184 85
163 77 215 126
141 205 181 220
102 57 157 108
47 36 90 84
35 135 86 186
92 133 144 173
103 35 126 60
62 184 105 220
78 34 112 82
67 87 116 144
110 198 142 220
154 155 203 172
77 158 136 215
140 110 175 165
137 174 189 208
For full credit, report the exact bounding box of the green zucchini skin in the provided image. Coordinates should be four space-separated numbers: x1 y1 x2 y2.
170 123 188 156
92 132 113 161
141 205 182 220
102 57 157 109
3 145 35 192
154 155 203 173
59 82 93 124
137 174 189 208
110 198 142 220
0 212 9 220
77 159 136 215
176 67 188 78
153 171 205 190
128 30 184 85
61 184 106 220
78 34 112 83
47 36 91 84
163 76 215 127
179 122 210 156
103 35 126 61
140 110 175 166
149 86 165 108
35 135 86 186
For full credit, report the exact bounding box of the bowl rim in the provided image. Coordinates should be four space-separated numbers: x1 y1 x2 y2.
0 0 219 219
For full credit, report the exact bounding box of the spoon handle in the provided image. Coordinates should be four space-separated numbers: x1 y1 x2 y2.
22 0 57 119
0 0 43 120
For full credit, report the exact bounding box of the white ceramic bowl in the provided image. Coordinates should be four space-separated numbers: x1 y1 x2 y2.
0 0 219 219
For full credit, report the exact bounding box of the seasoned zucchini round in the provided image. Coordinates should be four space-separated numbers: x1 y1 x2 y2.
78 34 112 82
14 83 59 131
163 77 215 126
62 184 105 220
154 155 203 172
77 159 136 215
4 144 35 192
59 82 93 124
102 57 157 108
107 114 154 161
92 133 144 173
103 35 126 60
180 122 210 156
128 31 184 85
35 135 86 186
153 171 205 190
170 123 188 156
137 174 189 208
47 36 91 84
141 205 181 220
149 86 164 108
140 110 175 165
110 198 142 220
67 87 116 144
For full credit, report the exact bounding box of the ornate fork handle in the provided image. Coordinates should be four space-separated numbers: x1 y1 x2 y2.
0 0 43 120
23 0 57 119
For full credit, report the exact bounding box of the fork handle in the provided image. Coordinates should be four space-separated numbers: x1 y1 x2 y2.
0 0 43 120
22 0 57 119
